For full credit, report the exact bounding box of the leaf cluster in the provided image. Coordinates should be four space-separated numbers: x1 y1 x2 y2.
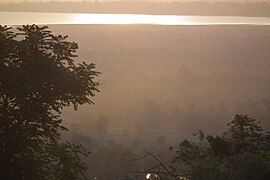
0 25 100 180
171 114 270 180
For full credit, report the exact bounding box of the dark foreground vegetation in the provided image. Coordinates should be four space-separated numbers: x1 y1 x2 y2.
69 114 270 180
0 25 99 179
1 25 270 180
153 114 270 179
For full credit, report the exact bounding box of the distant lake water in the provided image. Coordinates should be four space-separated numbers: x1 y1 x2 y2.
1 12 270 26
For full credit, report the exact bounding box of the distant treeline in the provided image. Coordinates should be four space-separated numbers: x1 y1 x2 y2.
54 24 270 139
1 1 270 16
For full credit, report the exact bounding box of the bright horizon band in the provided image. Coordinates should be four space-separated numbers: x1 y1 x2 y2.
1 12 270 26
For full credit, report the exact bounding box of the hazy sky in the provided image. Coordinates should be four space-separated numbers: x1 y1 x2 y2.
1 0 269 3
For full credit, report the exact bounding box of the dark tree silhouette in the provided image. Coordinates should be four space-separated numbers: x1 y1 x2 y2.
137 115 270 180
0 25 100 180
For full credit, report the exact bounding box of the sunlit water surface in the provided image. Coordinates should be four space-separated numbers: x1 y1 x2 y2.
1 12 270 25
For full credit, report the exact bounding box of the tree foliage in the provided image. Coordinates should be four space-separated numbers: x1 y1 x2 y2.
0 25 100 180
170 114 270 180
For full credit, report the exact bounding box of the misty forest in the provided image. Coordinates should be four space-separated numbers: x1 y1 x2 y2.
1 1 270 180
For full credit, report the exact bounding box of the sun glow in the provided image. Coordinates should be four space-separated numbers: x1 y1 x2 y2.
1 12 270 26
70 13 191 25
